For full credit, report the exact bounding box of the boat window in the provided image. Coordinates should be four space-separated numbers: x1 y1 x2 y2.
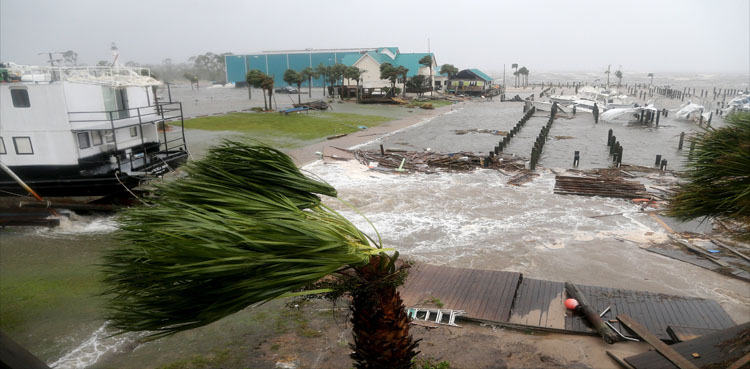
105 130 115 143
77 132 91 149
13 137 33 155
129 126 138 137
0 137 5 154
10 88 30 108
92 131 103 146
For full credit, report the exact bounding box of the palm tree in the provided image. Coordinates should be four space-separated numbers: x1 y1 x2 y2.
344 66 362 99
102 141 419 368
648 73 654 86
283 69 304 104
518 67 529 87
397 66 409 97
379 63 399 97
418 55 433 97
511 63 518 87
301 67 318 98
315 63 329 97
246 69 268 110
668 113 750 239
615 69 623 87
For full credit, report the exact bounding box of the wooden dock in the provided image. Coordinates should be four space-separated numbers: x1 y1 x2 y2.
553 175 649 199
624 322 749 369
400 264 737 341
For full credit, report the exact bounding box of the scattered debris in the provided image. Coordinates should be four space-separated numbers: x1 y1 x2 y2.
507 172 539 186
553 135 575 140
351 149 526 174
454 129 507 136
293 100 329 110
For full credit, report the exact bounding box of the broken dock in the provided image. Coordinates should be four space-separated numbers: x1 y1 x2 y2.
400 264 737 342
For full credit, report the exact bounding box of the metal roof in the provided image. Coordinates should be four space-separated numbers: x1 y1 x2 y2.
469 69 493 82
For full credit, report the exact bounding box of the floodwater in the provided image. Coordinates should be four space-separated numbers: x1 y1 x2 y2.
1 76 749 369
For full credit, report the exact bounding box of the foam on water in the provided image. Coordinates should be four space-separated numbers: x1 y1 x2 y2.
49 322 146 369
33 214 118 239
304 160 668 268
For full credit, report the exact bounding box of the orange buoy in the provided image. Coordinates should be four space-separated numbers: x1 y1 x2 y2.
565 298 579 310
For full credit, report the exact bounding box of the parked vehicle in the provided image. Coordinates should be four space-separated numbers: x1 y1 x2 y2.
275 86 298 94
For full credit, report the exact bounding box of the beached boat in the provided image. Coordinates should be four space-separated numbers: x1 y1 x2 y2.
0 63 188 198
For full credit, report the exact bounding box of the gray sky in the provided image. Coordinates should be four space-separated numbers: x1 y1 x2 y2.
2 0 748 75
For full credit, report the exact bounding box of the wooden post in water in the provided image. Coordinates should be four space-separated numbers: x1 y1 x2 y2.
655 154 662 167
573 151 580 168
660 159 668 171
655 110 660 126
678 132 685 150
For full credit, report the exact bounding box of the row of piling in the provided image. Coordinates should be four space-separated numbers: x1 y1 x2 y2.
606 129 623 168
529 103 558 170
487 106 536 163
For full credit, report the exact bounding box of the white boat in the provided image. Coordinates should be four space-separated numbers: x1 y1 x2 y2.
0 63 188 197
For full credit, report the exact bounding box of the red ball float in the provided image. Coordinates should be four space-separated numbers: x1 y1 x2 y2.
564 298 579 310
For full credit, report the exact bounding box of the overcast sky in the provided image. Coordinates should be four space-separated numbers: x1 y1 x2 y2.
2 0 748 75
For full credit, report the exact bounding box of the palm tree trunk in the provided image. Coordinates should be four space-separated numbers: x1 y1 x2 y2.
308 77 312 98
350 256 419 369
262 89 267 110
297 83 302 105
429 66 433 97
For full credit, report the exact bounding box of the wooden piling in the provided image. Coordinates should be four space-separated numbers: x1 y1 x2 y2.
655 154 662 167
678 132 685 150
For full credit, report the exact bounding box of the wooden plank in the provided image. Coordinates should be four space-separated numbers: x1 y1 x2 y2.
439 267 471 311
727 353 750 369
454 269 481 315
476 270 503 320
538 278 553 327
617 314 699 369
487 271 515 322
626 322 749 369
472 269 498 320
497 272 520 322
667 326 721 342
607 351 637 369
0 331 51 369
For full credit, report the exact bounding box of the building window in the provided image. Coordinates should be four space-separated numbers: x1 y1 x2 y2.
92 131 103 146
13 137 33 155
10 89 30 108
77 132 91 149
0 137 5 154
129 126 138 137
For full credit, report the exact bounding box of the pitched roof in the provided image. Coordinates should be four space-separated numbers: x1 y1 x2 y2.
393 53 435 77
469 69 493 82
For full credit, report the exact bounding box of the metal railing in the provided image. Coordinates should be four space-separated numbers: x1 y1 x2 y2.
67 101 187 175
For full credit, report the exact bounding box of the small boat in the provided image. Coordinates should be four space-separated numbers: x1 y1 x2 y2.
0 62 188 198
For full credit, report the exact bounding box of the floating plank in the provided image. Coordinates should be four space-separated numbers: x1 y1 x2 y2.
554 175 649 199
625 322 750 369
617 314 699 369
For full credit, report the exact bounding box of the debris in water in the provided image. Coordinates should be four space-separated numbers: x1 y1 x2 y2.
453 129 507 136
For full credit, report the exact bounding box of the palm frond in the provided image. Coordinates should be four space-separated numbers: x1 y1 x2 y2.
669 112 750 235
102 140 377 337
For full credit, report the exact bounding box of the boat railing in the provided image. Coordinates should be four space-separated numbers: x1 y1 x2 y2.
67 102 187 175
6 64 156 86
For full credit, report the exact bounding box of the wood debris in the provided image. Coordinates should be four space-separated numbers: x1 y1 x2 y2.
453 129 507 136
351 149 526 174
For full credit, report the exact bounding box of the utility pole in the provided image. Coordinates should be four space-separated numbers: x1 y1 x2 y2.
605 64 611 88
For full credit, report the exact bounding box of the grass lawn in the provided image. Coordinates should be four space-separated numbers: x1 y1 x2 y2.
177 112 390 148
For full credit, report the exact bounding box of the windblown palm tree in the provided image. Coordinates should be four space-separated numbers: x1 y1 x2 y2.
669 113 750 238
418 55 433 97
647 73 654 86
102 141 419 368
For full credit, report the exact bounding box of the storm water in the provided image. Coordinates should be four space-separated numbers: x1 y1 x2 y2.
1 75 748 368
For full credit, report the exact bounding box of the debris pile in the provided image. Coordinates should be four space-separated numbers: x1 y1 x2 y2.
293 100 329 110
453 129 507 136
352 149 526 174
